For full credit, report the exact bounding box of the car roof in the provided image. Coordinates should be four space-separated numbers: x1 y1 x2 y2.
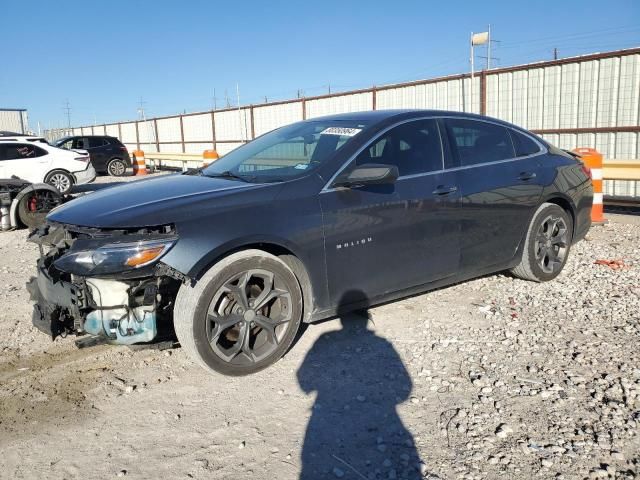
0 135 48 142
59 135 114 138
307 109 510 124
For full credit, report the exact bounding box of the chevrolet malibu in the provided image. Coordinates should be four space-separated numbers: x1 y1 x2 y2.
28 110 593 375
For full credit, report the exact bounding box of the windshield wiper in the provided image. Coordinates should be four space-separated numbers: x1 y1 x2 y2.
203 171 250 182
183 167 204 176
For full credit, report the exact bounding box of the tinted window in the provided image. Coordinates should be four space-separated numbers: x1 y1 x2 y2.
354 119 443 176
107 137 124 146
446 119 515 166
202 120 367 182
73 138 89 149
58 139 73 149
89 137 108 148
510 129 541 156
0 143 46 160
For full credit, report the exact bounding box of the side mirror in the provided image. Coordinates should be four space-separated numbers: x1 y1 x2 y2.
335 163 399 188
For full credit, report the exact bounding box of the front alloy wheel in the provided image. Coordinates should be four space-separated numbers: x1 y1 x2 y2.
206 269 293 365
173 250 303 375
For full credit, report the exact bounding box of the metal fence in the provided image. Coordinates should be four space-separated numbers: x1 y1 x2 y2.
45 47 640 196
0 108 28 134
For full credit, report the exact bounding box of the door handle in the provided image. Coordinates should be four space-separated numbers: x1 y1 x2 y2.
518 172 537 181
432 185 458 196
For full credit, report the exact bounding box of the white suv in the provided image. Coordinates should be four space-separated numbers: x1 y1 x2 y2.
0 133 96 193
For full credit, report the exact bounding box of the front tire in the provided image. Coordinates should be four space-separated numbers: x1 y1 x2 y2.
17 190 61 229
510 202 573 282
107 158 127 176
173 250 303 376
44 170 73 194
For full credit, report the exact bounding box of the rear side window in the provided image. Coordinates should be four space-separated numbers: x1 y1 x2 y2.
73 138 89 149
355 119 443 176
0 143 47 160
445 119 515 166
510 129 541 156
89 137 109 148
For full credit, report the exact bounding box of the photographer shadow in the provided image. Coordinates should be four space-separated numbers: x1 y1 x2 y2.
296 290 428 479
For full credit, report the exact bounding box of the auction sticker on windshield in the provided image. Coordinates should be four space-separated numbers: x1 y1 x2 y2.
320 127 362 137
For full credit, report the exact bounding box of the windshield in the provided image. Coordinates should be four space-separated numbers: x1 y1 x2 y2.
201 120 369 183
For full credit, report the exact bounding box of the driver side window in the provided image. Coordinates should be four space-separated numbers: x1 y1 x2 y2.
354 119 443 177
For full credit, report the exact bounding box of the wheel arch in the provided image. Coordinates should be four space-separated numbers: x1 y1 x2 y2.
9 183 61 228
45 168 75 182
512 193 578 267
187 237 317 323
540 193 577 236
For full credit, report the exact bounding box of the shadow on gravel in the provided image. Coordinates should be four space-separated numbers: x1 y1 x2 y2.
297 290 431 480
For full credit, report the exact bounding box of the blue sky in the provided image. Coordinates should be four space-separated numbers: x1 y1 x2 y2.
1 0 638 130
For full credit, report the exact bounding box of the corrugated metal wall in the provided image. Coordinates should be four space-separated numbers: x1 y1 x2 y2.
43 49 639 191
0 109 28 134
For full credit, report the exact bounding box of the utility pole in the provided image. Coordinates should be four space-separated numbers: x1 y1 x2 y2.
553 47 558 60
236 83 245 143
63 99 71 130
137 97 147 120
477 25 500 70
487 25 492 70
212 88 217 111
470 32 474 113
225 89 231 108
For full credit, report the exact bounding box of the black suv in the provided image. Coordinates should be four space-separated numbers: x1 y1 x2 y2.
54 135 131 176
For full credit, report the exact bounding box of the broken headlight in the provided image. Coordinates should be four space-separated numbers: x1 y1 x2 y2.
54 238 176 275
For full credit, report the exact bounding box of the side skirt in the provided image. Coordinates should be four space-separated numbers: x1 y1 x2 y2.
307 259 520 323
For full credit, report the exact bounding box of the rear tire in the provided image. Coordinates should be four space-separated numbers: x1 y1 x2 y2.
45 170 73 194
107 158 127 177
510 202 573 282
173 249 303 376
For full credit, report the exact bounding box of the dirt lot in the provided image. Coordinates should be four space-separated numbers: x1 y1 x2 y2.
1 176 639 480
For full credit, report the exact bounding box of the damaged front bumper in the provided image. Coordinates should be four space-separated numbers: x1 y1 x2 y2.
26 222 185 344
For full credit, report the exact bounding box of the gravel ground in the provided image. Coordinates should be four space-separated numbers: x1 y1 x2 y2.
0 176 638 479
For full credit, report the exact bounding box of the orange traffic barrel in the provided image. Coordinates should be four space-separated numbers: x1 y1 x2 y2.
132 150 148 176
203 149 219 167
573 147 606 224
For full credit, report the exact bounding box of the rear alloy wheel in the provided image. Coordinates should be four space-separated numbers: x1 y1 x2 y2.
510 202 573 282
174 250 303 375
107 158 127 176
45 171 73 194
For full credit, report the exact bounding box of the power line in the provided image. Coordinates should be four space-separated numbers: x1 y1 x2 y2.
498 25 640 49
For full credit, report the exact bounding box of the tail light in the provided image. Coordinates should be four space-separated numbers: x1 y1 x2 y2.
120 146 128 152
580 163 592 179
74 156 90 163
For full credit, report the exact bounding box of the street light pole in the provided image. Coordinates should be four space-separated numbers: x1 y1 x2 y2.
470 32 474 113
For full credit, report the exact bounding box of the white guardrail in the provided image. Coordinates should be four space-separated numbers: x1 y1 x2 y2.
142 152 209 171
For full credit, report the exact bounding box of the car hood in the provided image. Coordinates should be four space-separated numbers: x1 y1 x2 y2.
47 174 277 228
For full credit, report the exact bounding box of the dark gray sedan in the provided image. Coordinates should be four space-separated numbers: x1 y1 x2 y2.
29 110 593 375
